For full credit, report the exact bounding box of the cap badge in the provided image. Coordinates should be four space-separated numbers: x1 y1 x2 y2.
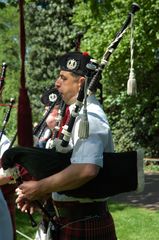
66 59 77 70
49 93 57 103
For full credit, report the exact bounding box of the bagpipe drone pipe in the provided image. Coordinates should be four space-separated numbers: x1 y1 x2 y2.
0 62 7 98
1 2 144 199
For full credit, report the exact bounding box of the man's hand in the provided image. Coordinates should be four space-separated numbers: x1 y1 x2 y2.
0 175 11 185
16 180 51 214
16 197 35 214
16 180 42 201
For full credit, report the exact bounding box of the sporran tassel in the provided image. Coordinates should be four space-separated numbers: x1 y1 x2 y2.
127 67 137 95
127 12 137 95
78 77 89 139
78 108 89 139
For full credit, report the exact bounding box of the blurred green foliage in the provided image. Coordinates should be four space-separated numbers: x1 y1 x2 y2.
72 0 159 156
0 0 158 156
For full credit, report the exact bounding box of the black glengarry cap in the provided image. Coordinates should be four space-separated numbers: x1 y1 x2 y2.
58 51 92 76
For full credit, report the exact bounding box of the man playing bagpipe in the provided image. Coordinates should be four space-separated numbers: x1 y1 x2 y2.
15 51 117 240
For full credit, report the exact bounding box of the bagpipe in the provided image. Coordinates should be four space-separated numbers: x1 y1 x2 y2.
0 63 39 228
33 87 62 139
1 3 144 199
0 63 7 97
0 98 15 143
0 62 15 148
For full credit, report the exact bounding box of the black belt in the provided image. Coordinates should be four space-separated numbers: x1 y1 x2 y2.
53 201 109 220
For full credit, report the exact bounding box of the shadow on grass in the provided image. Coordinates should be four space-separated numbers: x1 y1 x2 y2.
109 172 159 211
108 201 131 212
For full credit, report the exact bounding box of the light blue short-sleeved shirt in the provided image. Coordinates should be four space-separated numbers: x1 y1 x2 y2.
71 95 114 167
52 95 114 202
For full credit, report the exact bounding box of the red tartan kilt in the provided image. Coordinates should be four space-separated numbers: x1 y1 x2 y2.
57 212 117 240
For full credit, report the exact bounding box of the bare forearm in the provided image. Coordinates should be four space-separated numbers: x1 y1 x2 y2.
38 163 99 195
16 163 100 201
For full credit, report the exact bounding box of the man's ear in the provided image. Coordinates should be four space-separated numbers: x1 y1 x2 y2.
79 76 85 88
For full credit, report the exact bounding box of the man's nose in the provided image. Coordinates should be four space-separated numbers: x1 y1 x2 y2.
55 78 61 88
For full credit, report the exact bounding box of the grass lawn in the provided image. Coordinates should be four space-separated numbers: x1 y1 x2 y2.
16 201 159 240
109 201 159 240
16 209 41 240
